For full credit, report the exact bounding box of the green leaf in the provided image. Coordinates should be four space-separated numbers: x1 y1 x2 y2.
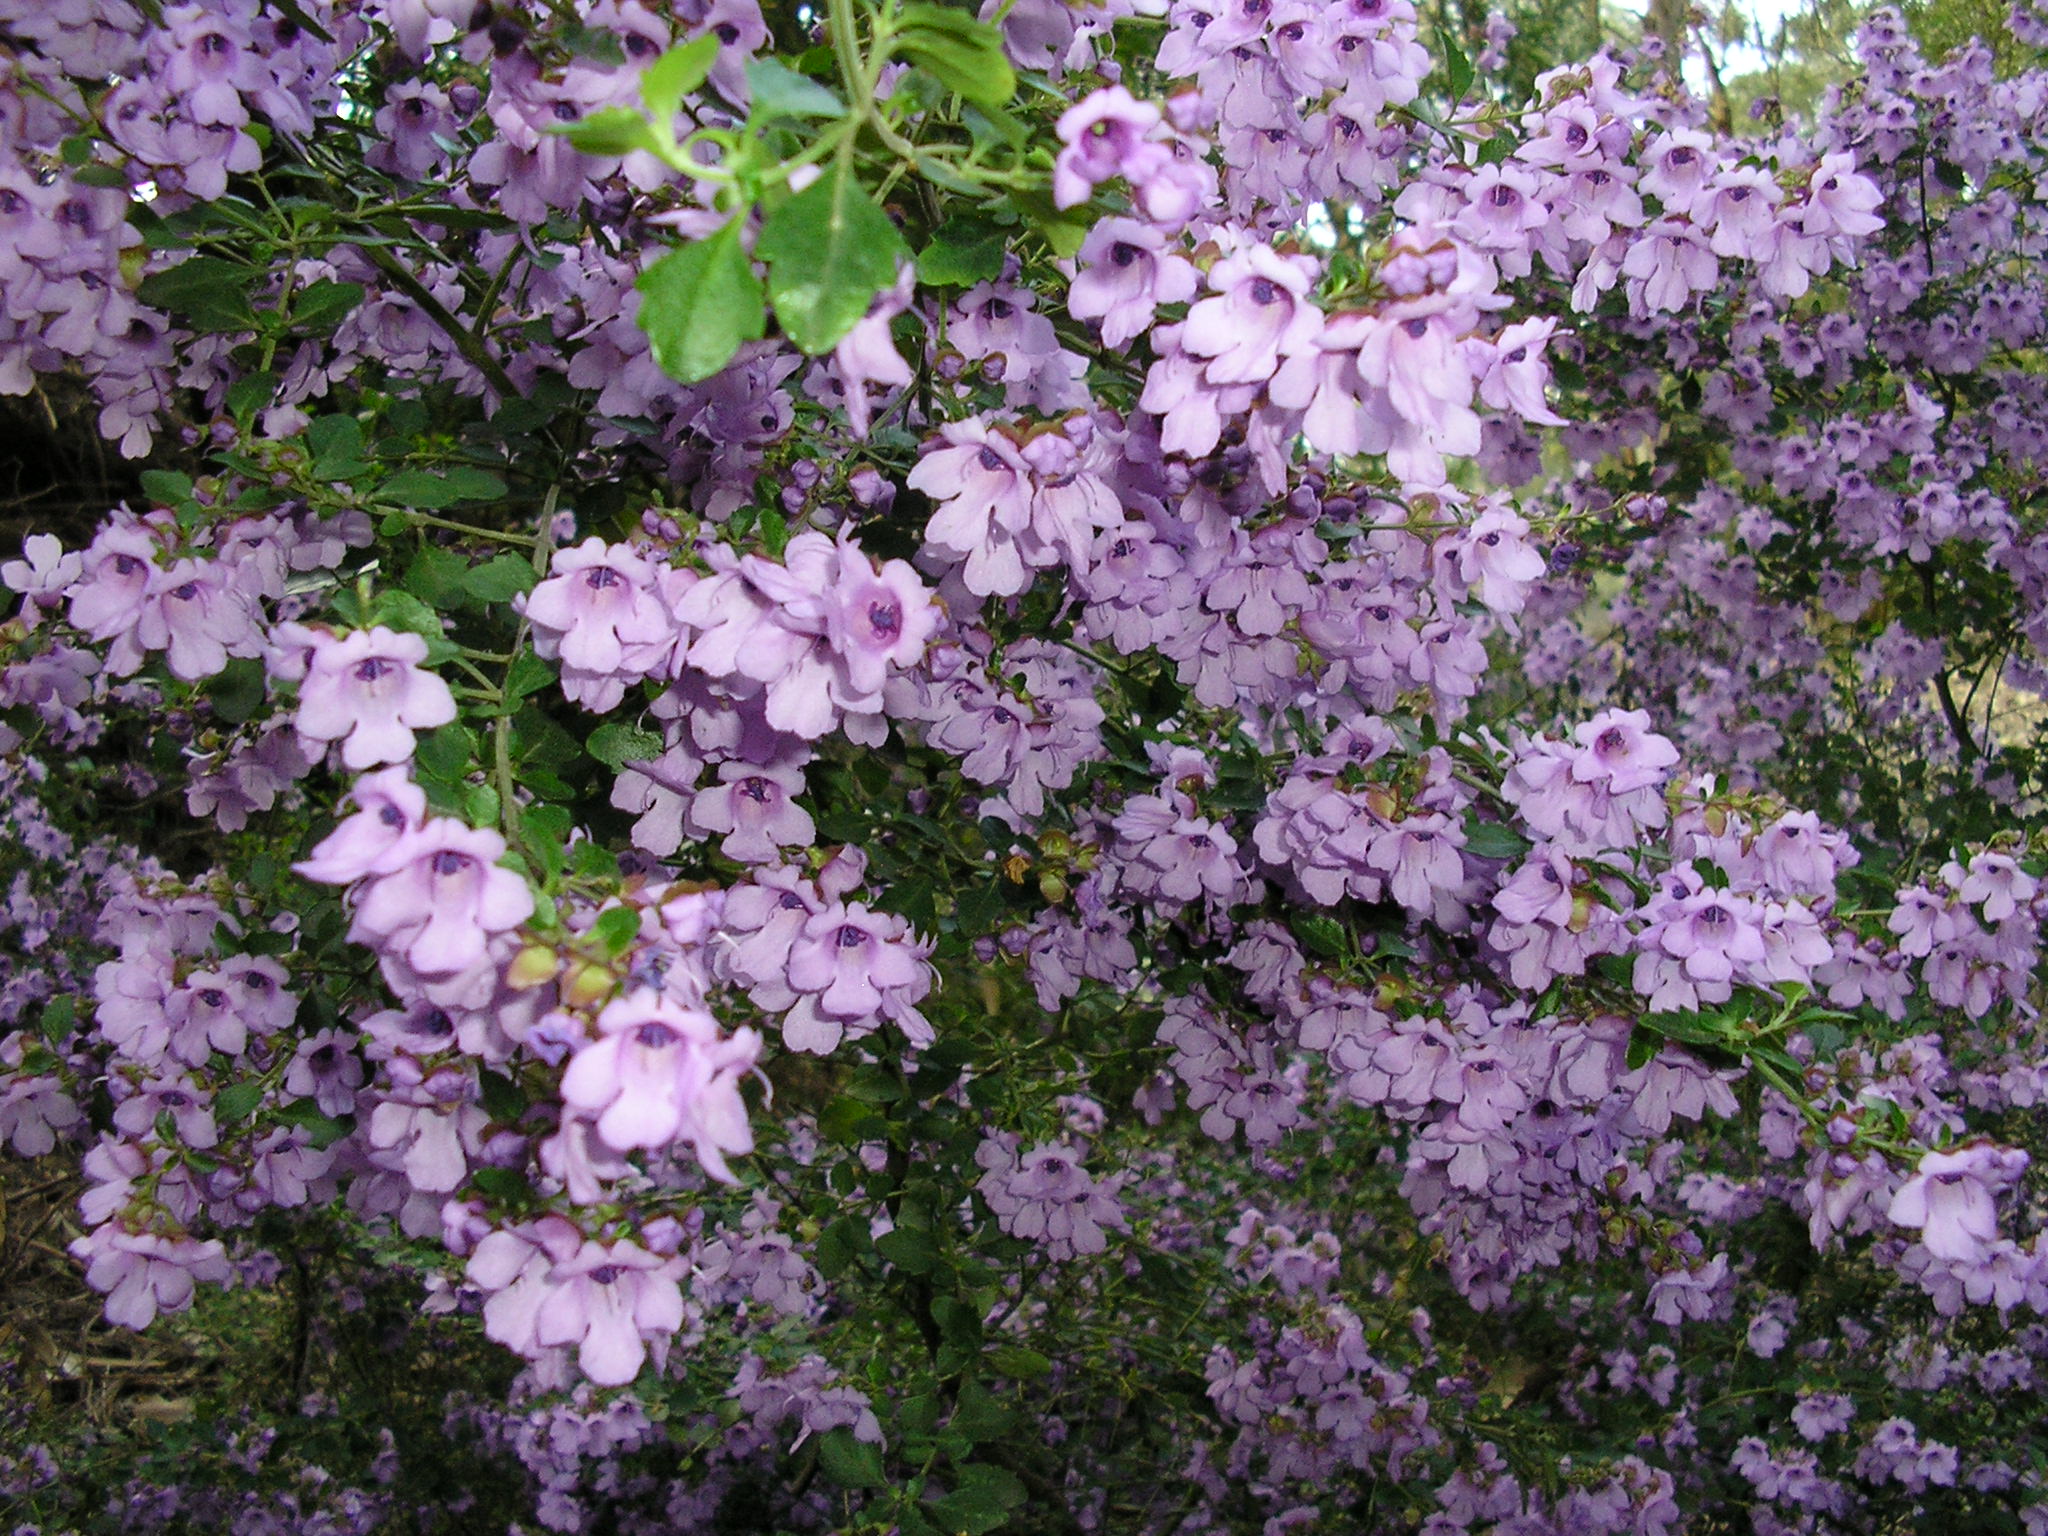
917 214 1007 288
204 656 268 726
815 1215 871 1278
404 545 471 607
1477 131 1516 165
1625 1025 1658 1072
290 279 363 331
225 370 276 419
369 589 447 643
588 721 663 770
139 469 195 505
897 7 1016 107
137 256 257 331
948 1378 1010 1442
306 415 368 480
643 35 720 122
875 1227 939 1274
378 467 505 508
1462 818 1531 861
519 803 573 885
1003 187 1093 260
927 1465 1026 1535
215 1080 266 1122
40 995 77 1045
988 1346 1052 1381
506 650 555 702
478 1067 529 1122
275 1099 351 1149
593 904 642 956
818 1095 889 1144
471 1165 535 1204
415 722 481 787
817 1428 887 1488
743 56 846 120
557 104 664 158
756 162 908 355
561 21 628 63
468 553 537 602
1433 21 1475 105
635 223 767 384
1289 911 1348 960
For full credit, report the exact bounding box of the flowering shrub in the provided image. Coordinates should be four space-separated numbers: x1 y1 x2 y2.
2 0 2048 1531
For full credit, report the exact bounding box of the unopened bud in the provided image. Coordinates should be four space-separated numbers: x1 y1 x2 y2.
1567 891 1596 935
562 959 615 1009
505 944 560 991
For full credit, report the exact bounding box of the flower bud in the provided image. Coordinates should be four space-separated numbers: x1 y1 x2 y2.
505 945 560 991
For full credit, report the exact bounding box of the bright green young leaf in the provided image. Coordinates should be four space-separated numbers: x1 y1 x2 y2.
635 222 766 384
643 35 720 123
556 104 664 158
896 7 1016 107
756 161 909 355
743 56 846 120
593 904 643 956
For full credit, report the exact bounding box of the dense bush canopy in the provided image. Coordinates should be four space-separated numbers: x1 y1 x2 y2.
2 0 2048 1531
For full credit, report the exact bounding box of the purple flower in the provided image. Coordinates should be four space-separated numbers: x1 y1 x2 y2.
1068 218 1198 350
1570 708 1680 794
1053 85 1169 209
293 767 429 884
780 901 935 1054
519 538 676 711
1179 241 1323 387
284 1028 367 1117
71 1223 232 1330
527 1241 689 1387
347 819 535 975
975 1136 1129 1259
559 992 761 1180
686 758 816 864
1888 1143 2027 1263
293 626 458 769
2 533 82 627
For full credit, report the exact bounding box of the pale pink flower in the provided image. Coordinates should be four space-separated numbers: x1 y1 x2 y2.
294 626 457 769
